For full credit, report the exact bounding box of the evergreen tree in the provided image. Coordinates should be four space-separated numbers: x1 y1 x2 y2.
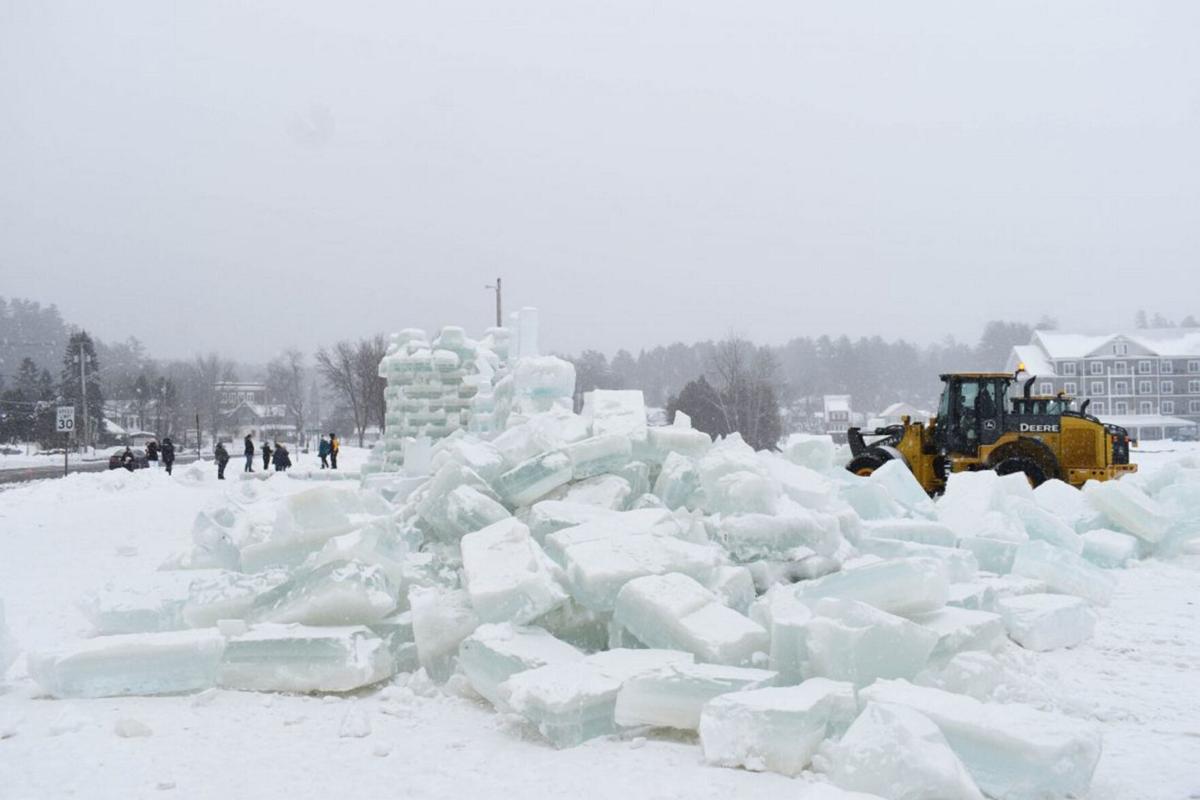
667 376 726 439
60 331 104 447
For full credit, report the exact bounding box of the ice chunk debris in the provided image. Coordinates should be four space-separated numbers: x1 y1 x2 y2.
458 623 582 708
817 702 984 800
1011 540 1116 606
561 530 722 612
250 561 397 626
1083 478 1169 544
614 662 776 731
218 624 395 692
1080 528 1141 568
794 558 950 617
800 598 939 686
998 593 1096 651
461 519 568 624
409 586 480 683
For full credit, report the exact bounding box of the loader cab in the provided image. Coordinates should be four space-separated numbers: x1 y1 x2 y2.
934 373 1011 455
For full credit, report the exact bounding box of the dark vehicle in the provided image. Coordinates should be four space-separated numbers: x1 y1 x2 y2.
108 447 150 470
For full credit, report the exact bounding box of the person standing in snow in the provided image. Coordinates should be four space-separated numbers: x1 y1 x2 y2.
161 437 175 475
318 435 331 469
272 441 291 472
146 439 159 464
243 433 255 473
121 446 135 471
261 440 272 472
215 441 229 480
330 433 339 470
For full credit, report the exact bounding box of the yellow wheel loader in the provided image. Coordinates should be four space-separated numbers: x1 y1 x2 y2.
846 371 1136 493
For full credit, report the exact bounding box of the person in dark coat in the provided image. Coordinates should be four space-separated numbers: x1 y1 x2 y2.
272 441 291 472
146 440 159 462
215 441 230 480
329 433 339 469
318 435 331 469
243 433 255 473
161 437 176 475
261 440 272 471
121 446 135 471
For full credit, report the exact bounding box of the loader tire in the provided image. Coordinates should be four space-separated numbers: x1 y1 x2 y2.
847 451 891 478
993 456 1048 488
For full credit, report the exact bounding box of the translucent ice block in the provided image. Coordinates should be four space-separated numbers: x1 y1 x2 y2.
541 509 678 565
817 701 984 800
997 593 1096 651
1011 540 1116 606
1032 478 1087 525
494 450 573 507
503 648 694 748
861 519 957 548
945 582 997 613
613 573 768 666
526 500 623 543
698 678 857 777
783 434 837 472
272 486 361 543
868 460 937 518
1083 479 1169 544
460 519 569 624
218 623 395 692
860 680 1102 800
717 511 843 562
642 424 712 465
181 569 290 628
653 452 702 511
307 521 410 588
563 434 633 480
367 611 418 672
558 474 632 510
840 481 904 521
855 538 978 583
1004 497 1083 554
908 607 1004 661
429 437 505 483
752 587 813 684
561 531 723 612
1080 529 1141 568
801 598 939 686
762 454 837 511
29 630 226 698
583 389 648 443
78 571 224 634
513 356 576 413
958 536 1018 575
614 662 776 731
794 558 949 617
458 623 583 708
249 560 397 626
409 586 480 682
415 462 507 541
707 565 756 615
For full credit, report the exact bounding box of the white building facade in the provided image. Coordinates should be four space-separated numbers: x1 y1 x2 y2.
1005 329 1200 440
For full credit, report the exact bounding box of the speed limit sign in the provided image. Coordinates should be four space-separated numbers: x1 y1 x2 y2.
57 406 76 435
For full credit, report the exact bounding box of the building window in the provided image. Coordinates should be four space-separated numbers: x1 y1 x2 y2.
1162 360 1174 373
1161 380 1174 394
1093 401 1106 414
1138 360 1152 374
1040 382 1053 395
1061 362 1077 376
1114 381 1129 395
1138 380 1153 394
1192 400 1200 414
1112 361 1128 375
1091 381 1105 395
1163 400 1174 414
1090 361 1104 375
1139 401 1153 414
1064 382 1077 395
1189 360 1200 374
1115 401 1128 414
1190 380 1200 394
1114 343 1128 355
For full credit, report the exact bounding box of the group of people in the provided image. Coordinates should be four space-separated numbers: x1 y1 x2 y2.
117 437 176 474
318 433 340 469
211 432 336 479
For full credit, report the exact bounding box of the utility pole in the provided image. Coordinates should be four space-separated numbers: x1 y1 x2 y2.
78 343 88 454
485 277 502 327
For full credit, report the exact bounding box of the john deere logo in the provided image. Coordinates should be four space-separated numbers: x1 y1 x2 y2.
983 420 997 431
1019 423 1059 433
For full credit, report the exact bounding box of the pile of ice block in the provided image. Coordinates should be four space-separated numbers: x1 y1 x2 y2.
27 311 1200 800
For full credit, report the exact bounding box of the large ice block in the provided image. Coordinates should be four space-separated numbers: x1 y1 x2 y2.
1033 478 1087 525
998 593 1096 651
840 482 904 521
697 433 780 515
503 648 693 747
653 452 702 511
557 474 632 510
855 538 978 583
958 536 1018 575
783 434 837 472
78 571 223 634
415 462 507 541
180 569 290 628
613 662 776 730
249 560 397 626
1011 540 1116 606
583 389 648 443
563 434 633 480
1080 528 1141 568
1005 497 1083 554
494 450 573 507
751 587 813 684
218 623 395 692
272 485 362 543
461 519 568 624
29 630 226 698
818 701 984 800
642 424 712 465
801 598 939 686
860 680 1102 800
708 565 756 615
512 356 576 414
526 500 622 543
1083 478 1169 544
861 519 957 547
868 460 937 518
794 558 949 617
908 607 1004 661
173 509 242 571
561 531 723 612
409 586 480 682
762 454 837 510
717 511 842 562
613 573 768 666
458 623 583 708
698 678 857 777
542 508 677 564
367 611 418 672
307 521 409 587
430 437 506 483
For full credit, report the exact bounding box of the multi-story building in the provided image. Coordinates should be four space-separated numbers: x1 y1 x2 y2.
1005 329 1200 440
214 381 293 442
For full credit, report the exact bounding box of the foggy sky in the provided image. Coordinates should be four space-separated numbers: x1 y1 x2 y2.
2 1 1198 362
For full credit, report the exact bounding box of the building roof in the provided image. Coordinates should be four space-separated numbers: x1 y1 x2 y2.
103 419 127 435
1011 344 1056 377
1033 328 1200 359
823 395 851 412
1102 414 1198 430
879 402 929 419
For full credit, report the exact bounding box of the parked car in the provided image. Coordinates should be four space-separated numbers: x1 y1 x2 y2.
107 447 149 470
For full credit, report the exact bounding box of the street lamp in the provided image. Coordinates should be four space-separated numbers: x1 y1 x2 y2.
484 277 502 328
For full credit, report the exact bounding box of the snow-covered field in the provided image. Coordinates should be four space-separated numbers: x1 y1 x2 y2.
1 444 1199 800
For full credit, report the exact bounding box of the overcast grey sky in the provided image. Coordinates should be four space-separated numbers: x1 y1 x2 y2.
2 1 1198 361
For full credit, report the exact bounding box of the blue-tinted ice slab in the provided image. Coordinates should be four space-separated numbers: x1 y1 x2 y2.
909 607 1004 661
783 434 837 472
860 680 1102 800
218 623 394 692
698 678 857 776
542 508 677 564
583 389 648 443
793 557 949 617
249 560 397 626
563 434 633 480
409 586 480 682
526 500 623 543
614 662 776 730
30 630 225 698
653 452 702 511
503 648 693 748
855 538 978 583
561 531 723 612
801 598 939 686
708 565 756 615
717 511 842 562
1011 540 1116 606
868 460 937 518
458 623 583 708
461 519 568 624
78 571 223 634
1005 497 1082 554
861 519 957 547
998 593 1096 651
181 569 290 628
840 481 904 521
958 536 1018 574
557 474 632 510
368 611 418 672
1080 529 1141 568
494 450 573 507
641 424 712 465
613 573 768 666
1083 479 1169 544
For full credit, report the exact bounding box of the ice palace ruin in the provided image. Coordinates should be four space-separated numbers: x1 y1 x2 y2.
8 307 1200 800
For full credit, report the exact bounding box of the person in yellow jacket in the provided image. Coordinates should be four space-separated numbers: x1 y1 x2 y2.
329 432 340 470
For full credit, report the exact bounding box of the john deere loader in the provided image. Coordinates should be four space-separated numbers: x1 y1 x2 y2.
845 371 1135 493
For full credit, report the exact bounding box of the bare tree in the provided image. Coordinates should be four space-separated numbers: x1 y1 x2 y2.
355 334 388 441
706 335 783 450
267 348 308 448
317 336 386 447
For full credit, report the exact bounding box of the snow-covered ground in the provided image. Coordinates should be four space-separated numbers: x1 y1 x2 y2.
1 445 1198 799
